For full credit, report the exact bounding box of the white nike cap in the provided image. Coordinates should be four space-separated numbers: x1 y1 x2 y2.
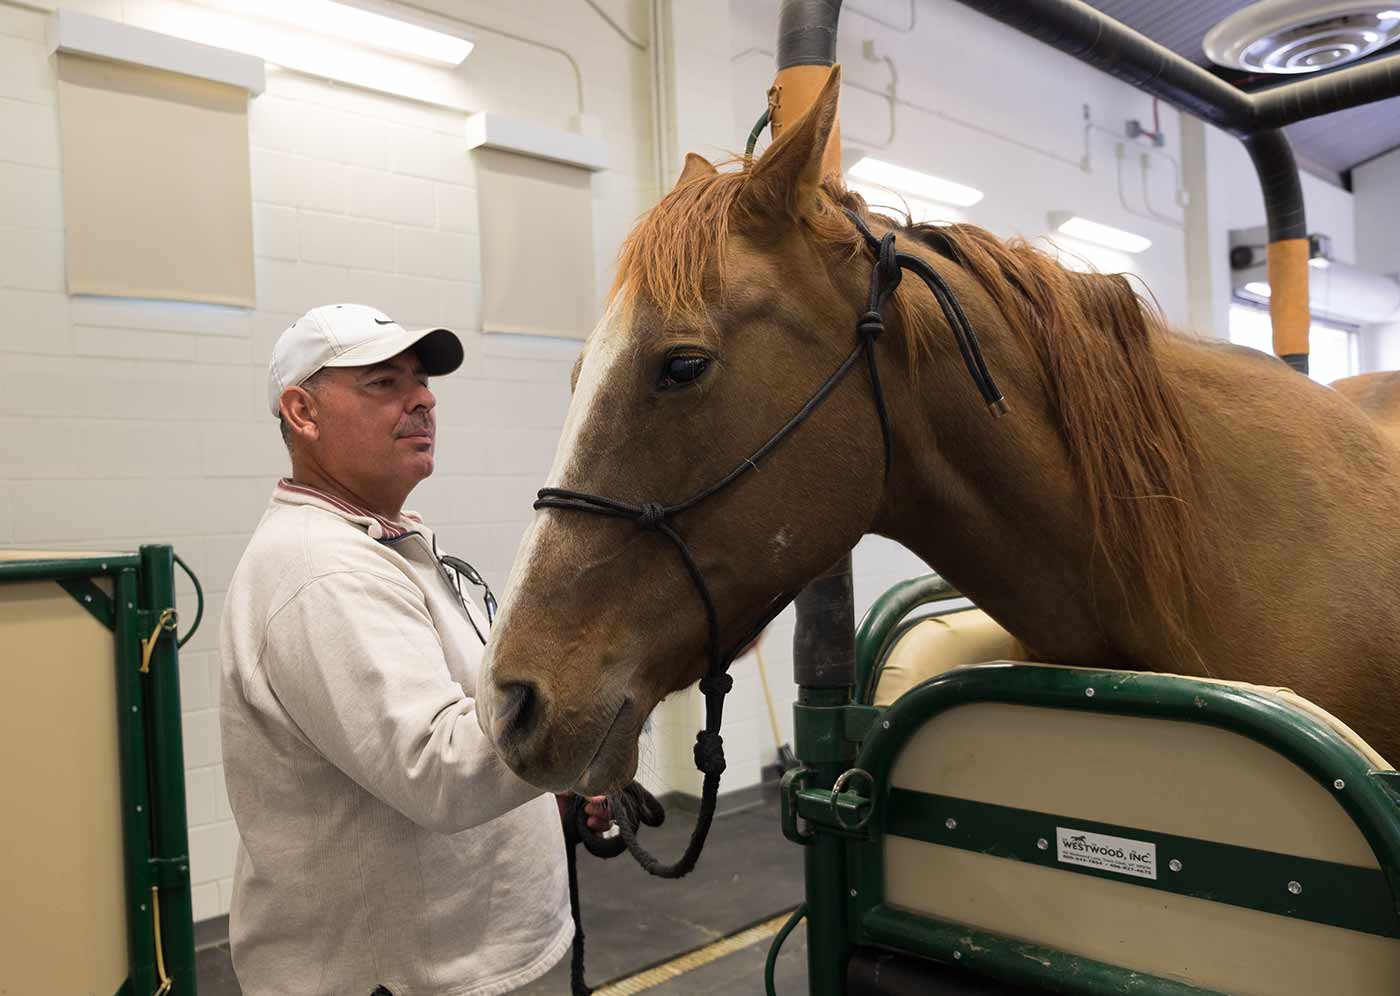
268 303 464 417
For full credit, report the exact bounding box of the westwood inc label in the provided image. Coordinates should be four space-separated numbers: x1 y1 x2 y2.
1055 827 1157 880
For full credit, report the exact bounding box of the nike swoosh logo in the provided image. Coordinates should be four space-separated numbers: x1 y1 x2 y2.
374 318 396 325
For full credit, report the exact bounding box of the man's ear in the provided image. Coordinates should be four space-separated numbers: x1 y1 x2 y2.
281 385 321 443
739 65 841 221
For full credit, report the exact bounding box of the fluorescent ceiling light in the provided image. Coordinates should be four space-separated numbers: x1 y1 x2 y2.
1245 281 1272 297
847 156 984 207
229 0 472 65
1309 256 1331 269
1049 213 1152 254
1381 11 1400 21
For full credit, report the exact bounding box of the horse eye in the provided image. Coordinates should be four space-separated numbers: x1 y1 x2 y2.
660 354 709 388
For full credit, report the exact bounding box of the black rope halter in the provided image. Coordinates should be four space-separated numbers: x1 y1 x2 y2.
541 210 1005 994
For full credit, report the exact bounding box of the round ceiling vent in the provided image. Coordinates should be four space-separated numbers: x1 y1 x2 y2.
1204 1 1400 74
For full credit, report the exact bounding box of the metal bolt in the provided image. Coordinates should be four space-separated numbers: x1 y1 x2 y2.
84 594 92 603
140 904 146 912
1085 687 1095 698
945 817 957 830
1288 881 1302 895
953 951 963 960
849 888 858 898
881 720 890 730
1169 859 1182 873
101 563 107 570
136 805 142 813
1334 779 1346 790
1037 838 1048 851
131 706 138 713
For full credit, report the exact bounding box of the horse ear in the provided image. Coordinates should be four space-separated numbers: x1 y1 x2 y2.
675 152 717 188
742 65 841 219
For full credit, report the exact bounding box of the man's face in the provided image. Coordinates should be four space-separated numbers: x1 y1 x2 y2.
307 349 437 490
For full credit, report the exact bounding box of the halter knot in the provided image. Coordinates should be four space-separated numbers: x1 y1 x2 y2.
698 672 733 698
637 502 666 530
876 231 902 289
693 730 727 776
857 310 886 341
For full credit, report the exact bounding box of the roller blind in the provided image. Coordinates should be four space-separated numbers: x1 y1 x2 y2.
475 147 595 339
55 53 255 306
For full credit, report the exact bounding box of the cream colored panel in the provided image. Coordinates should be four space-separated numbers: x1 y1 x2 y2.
56 53 254 306
873 611 1021 706
891 701 1378 867
0 580 127 993
476 147 595 340
886 838 1400 996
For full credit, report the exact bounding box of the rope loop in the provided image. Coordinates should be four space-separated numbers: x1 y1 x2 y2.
697 672 733 698
637 502 667 530
693 730 727 776
876 231 902 289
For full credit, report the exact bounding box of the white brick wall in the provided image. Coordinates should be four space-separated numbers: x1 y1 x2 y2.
0 0 663 921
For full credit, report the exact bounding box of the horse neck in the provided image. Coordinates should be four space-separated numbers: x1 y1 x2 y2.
868 258 1150 667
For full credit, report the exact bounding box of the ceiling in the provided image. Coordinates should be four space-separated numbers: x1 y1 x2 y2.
1082 0 1400 177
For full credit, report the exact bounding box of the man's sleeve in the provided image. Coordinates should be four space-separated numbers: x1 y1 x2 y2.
262 569 544 833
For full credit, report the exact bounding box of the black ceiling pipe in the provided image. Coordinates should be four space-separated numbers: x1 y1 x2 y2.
1251 52 1400 128
777 0 843 69
949 0 1312 372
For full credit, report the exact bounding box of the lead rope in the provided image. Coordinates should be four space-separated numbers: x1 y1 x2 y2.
547 213 1005 995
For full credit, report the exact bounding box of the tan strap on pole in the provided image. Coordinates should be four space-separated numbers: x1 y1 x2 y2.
1267 237 1311 358
769 64 843 180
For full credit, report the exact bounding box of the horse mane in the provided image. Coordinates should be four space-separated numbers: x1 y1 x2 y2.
611 169 1209 656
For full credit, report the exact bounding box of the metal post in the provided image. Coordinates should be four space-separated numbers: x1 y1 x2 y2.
792 555 857 995
116 567 158 996
140 544 197 994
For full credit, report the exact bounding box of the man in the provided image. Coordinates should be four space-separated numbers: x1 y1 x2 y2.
221 304 603 995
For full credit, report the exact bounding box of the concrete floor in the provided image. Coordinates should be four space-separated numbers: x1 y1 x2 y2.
196 791 809 995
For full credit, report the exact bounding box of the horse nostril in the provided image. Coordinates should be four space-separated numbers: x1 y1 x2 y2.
496 681 542 744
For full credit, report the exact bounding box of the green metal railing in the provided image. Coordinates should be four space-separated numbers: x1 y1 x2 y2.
775 572 1400 995
1 545 198 996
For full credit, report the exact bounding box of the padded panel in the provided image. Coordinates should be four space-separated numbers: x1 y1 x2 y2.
0 580 128 993
886 838 1400 996
873 611 1021 706
890 701 1378 867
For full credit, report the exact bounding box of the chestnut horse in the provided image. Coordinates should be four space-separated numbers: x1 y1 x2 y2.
476 69 1400 794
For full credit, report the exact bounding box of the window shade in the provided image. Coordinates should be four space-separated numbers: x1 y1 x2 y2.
55 53 255 306
475 147 595 340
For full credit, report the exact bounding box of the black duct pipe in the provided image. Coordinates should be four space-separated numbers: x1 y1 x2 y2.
1252 52 1400 129
945 0 1253 132
777 0 843 69
793 556 857 687
950 0 1312 372
775 0 857 693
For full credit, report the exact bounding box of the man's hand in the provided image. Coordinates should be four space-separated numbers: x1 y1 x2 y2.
556 793 611 833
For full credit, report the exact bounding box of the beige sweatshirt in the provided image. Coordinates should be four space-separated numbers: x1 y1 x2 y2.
219 480 571 996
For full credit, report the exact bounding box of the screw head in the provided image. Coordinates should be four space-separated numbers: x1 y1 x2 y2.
1288 881 1303 895
1085 687 1096 698
953 951 963 960
136 805 142 813
140 904 146 912
84 594 92 603
1334 778 1346 790
849 888 858 898
1037 838 1049 851
1169 859 1183 873
945 817 957 830
881 720 890 729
